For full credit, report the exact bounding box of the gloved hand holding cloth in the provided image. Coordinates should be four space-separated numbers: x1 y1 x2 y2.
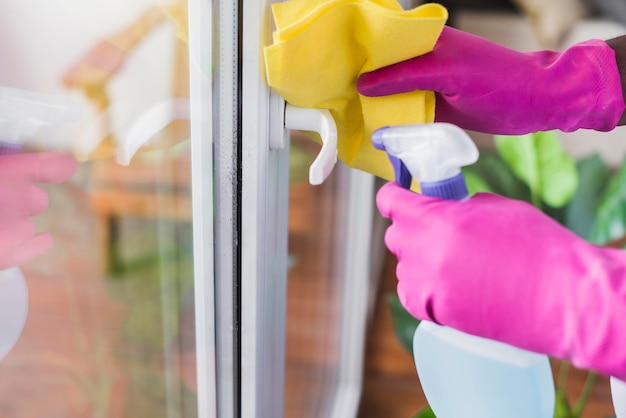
358 25 626 134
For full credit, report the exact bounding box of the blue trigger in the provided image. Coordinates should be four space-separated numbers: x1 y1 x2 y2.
372 127 413 189
389 156 412 189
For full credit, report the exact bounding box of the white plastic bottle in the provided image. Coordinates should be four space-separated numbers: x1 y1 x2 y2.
0 267 28 360
0 86 81 361
373 123 555 418
612 377 626 418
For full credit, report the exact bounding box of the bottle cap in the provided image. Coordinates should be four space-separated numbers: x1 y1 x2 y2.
420 172 469 200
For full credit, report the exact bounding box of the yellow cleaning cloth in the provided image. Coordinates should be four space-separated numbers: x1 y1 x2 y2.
264 0 448 181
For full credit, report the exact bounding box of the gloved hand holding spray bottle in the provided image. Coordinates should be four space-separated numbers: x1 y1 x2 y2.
0 86 80 361
372 122 555 418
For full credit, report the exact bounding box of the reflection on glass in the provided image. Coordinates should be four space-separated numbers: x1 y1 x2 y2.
0 1 196 417
284 132 348 417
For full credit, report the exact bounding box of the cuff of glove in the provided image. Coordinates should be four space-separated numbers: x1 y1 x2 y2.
543 39 625 132
606 35 626 127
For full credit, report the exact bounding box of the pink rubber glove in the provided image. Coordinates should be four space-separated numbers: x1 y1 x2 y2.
0 152 78 269
357 26 625 135
378 182 626 379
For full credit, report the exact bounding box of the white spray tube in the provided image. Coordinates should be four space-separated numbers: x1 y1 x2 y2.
373 123 555 418
0 86 81 361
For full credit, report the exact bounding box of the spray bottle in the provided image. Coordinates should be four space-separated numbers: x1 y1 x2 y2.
373 123 555 418
0 86 81 361
612 377 626 418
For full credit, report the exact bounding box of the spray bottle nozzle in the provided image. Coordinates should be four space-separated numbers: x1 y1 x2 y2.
373 126 412 189
373 123 478 199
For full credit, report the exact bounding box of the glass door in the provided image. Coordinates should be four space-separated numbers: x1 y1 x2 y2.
0 0 216 417
241 1 381 417
0 0 380 417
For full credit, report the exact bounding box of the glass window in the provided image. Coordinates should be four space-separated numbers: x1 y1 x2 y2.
0 1 199 416
283 133 377 418
284 132 346 417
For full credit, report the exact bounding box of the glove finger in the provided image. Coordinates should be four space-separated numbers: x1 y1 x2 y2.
0 152 78 184
357 55 446 97
396 277 433 323
0 219 36 252
1 233 53 268
0 219 52 269
0 182 49 222
382 220 402 258
394 243 444 325
376 182 399 219
357 26 463 97
377 182 443 220
377 182 423 219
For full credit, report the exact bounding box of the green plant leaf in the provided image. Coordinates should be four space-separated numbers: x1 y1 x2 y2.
572 371 598 417
564 154 610 240
494 132 578 208
462 168 495 196
411 405 436 418
554 388 574 418
462 151 531 201
386 293 420 353
589 155 626 245
542 202 568 226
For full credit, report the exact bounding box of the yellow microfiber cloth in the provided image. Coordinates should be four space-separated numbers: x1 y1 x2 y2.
264 0 448 181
